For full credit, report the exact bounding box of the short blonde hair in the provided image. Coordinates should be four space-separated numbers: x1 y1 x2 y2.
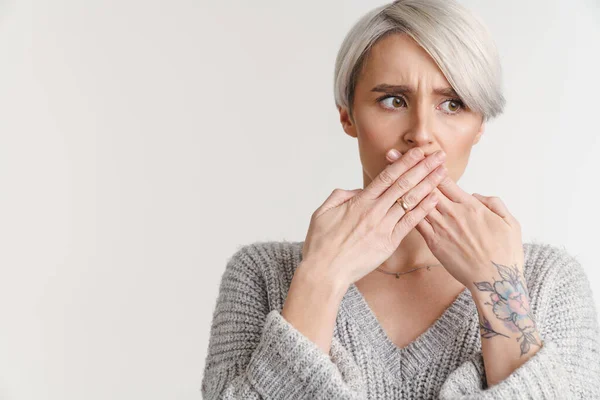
333 0 505 122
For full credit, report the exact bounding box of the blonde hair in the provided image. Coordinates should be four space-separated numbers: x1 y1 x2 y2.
333 0 505 122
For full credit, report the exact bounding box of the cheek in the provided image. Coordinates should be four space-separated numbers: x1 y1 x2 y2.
359 125 395 152
444 145 472 182
354 125 401 182
357 130 394 181
355 108 394 148
439 119 479 179
441 117 478 147
354 109 398 157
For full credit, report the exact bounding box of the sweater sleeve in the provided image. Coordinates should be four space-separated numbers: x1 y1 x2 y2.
438 245 600 399
200 244 366 400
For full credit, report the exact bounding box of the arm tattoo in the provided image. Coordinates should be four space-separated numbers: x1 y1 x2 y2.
479 316 510 339
473 261 542 356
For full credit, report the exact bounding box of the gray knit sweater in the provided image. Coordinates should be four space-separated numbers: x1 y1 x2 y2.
201 241 600 399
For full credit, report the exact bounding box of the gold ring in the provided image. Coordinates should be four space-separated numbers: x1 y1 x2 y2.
396 197 410 212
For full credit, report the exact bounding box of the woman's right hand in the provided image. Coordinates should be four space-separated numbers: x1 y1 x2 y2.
300 148 448 287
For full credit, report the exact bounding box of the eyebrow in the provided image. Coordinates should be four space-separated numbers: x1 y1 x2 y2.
370 84 459 98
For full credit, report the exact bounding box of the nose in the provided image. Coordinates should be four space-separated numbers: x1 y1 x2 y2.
402 103 434 146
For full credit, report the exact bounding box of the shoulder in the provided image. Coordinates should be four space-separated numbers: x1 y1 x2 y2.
221 240 304 308
522 241 595 318
522 241 587 286
226 240 304 275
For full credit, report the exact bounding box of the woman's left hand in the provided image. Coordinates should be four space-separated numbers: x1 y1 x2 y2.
414 177 525 289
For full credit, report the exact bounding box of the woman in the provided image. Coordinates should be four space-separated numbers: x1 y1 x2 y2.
201 0 600 398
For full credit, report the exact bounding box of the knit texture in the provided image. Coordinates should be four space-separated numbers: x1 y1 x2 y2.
201 241 600 399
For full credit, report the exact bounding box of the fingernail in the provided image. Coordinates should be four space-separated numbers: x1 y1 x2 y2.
387 149 401 160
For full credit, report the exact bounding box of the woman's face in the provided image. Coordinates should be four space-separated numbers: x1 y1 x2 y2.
339 33 485 185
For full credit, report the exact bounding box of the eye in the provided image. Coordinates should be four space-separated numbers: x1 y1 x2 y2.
379 95 407 110
439 99 464 114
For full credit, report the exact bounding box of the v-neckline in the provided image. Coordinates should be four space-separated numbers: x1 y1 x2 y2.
291 241 535 382
340 280 477 381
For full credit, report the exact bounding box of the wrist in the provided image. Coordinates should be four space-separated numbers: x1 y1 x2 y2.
281 260 349 354
294 259 350 302
465 268 499 294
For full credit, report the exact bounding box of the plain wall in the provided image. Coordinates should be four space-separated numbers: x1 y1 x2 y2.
0 0 598 399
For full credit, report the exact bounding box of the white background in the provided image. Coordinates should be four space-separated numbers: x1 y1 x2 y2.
0 1 598 399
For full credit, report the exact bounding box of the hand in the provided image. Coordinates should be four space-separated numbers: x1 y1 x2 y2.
300 148 448 287
416 175 524 289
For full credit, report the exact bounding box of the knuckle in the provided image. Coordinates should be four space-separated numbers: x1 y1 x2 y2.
349 192 363 208
352 190 370 208
490 196 503 205
403 193 416 208
402 210 417 227
418 200 432 214
474 202 486 215
310 208 321 221
446 206 459 219
424 179 437 194
395 176 412 192
361 211 378 232
347 194 359 208
439 176 453 187
350 189 370 204
467 202 480 213
432 167 446 181
425 157 440 170
328 188 340 199
427 170 439 181
379 169 395 185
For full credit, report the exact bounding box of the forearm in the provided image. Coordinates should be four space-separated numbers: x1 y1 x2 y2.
281 259 349 355
468 262 543 388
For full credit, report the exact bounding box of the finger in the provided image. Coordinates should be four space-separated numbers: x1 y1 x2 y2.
415 208 450 244
436 175 473 204
358 148 426 200
385 150 449 210
315 188 362 215
385 163 447 222
415 212 435 239
391 191 439 244
472 193 508 216
472 193 516 225
421 207 454 238
431 187 453 214
425 207 445 225
376 150 446 214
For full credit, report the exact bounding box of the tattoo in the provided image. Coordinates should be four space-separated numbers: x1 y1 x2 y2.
479 316 509 339
473 261 542 356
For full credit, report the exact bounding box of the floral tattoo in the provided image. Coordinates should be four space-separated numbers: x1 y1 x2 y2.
473 261 542 356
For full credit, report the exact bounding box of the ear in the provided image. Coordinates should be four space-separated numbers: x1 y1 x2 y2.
472 117 486 145
338 106 357 138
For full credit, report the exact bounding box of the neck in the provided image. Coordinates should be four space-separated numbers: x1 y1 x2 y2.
380 226 440 274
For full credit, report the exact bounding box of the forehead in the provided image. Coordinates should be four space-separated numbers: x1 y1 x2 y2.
359 33 450 88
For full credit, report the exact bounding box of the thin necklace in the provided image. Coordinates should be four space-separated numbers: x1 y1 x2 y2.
375 263 442 279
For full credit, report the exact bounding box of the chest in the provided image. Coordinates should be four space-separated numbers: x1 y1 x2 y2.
356 278 466 348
